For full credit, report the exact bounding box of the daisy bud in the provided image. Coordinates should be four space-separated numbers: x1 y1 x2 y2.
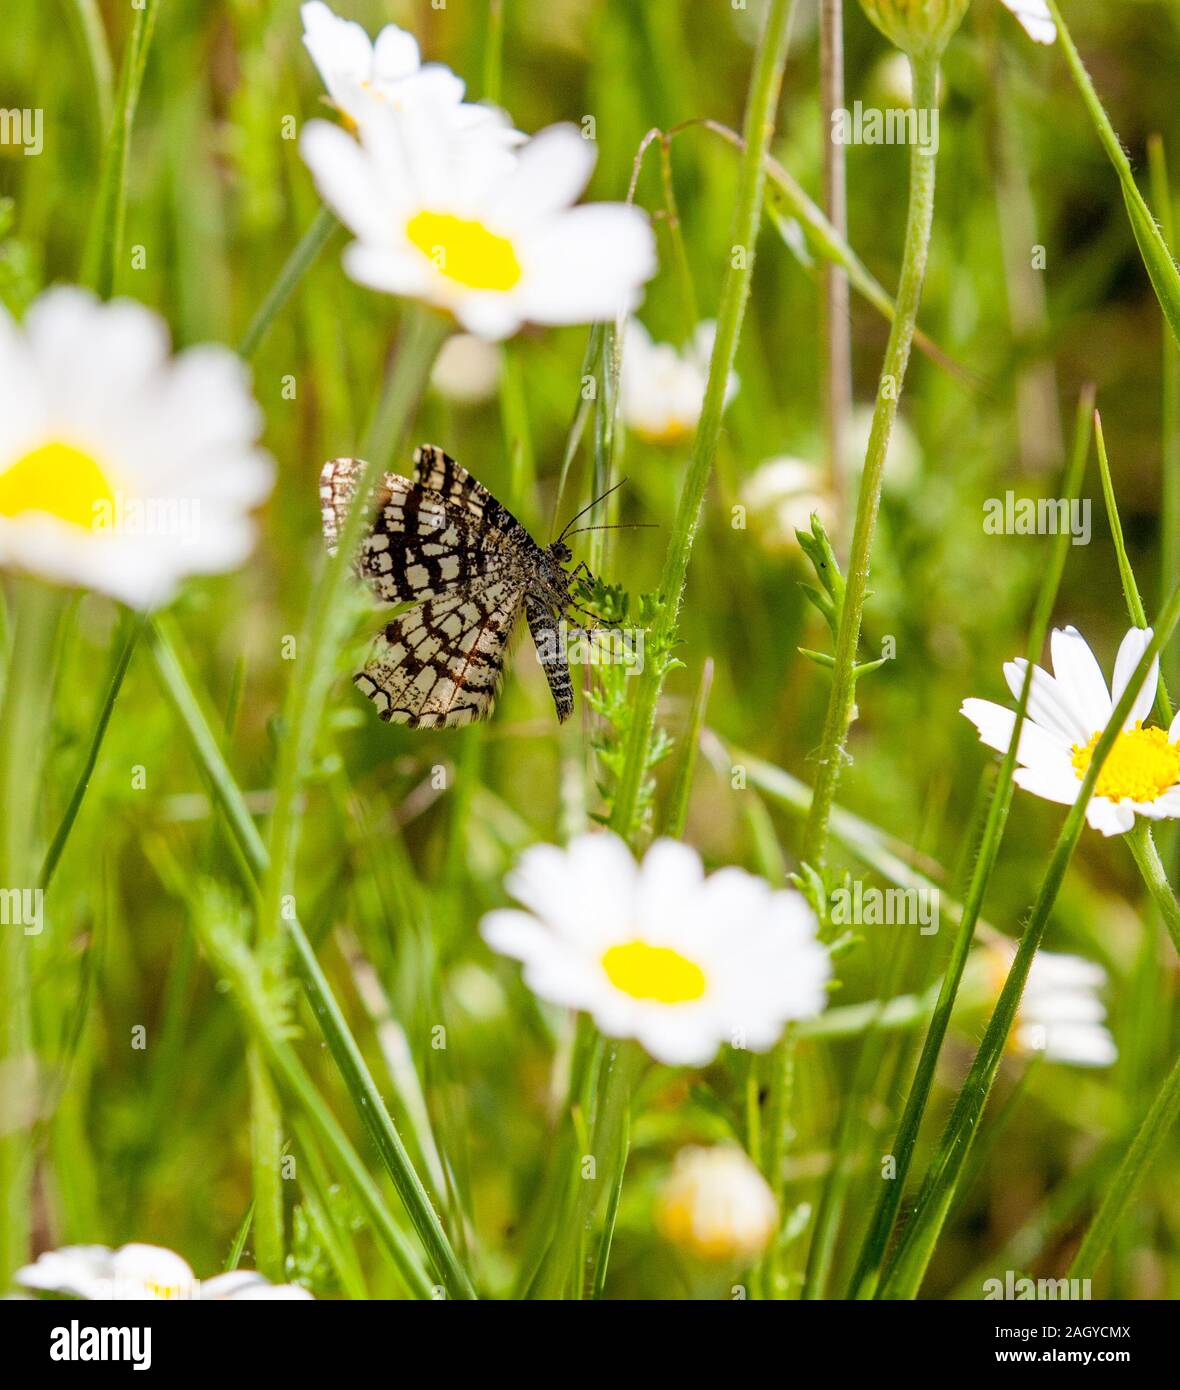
655 1146 778 1264
430 334 502 405
858 0 969 59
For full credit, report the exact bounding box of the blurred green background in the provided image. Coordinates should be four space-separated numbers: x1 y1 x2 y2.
3 0 1180 1297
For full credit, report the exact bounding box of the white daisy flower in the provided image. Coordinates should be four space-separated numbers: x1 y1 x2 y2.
740 456 834 554
300 106 656 341
999 0 1056 44
0 288 274 610
962 625 1180 837
14 1243 313 1300
620 319 737 444
301 0 520 152
480 833 830 1067
981 943 1117 1067
655 1146 778 1264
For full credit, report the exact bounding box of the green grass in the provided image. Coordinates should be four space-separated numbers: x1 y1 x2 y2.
3 0 1180 1300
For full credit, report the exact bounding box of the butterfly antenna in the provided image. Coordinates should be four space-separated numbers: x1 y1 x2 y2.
562 522 658 539
556 477 629 543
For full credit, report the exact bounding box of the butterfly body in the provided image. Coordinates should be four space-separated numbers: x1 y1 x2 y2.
320 445 582 727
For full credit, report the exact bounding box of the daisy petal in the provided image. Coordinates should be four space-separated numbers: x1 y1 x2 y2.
998 0 1057 45
1111 626 1158 730
1050 626 1112 729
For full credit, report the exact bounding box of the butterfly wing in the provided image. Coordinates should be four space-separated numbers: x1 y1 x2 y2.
354 576 526 728
411 443 532 543
320 455 520 604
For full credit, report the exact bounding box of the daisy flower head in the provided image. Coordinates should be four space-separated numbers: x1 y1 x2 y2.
301 1 521 153
961 625 1180 837
13 1243 313 1300
980 942 1116 1067
655 1146 778 1264
740 456 834 554
300 105 656 341
859 1 1053 57
430 333 501 405
480 833 830 1067
0 288 274 609
620 319 738 444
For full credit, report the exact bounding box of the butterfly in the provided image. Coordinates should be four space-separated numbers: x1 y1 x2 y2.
320 444 600 728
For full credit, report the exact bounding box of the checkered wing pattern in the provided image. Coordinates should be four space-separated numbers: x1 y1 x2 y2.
321 445 574 729
355 578 525 728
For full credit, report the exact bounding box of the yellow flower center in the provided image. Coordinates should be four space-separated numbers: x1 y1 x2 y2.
638 418 694 446
1070 723 1180 803
0 441 116 531
405 210 522 291
145 1281 187 1300
601 940 707 1004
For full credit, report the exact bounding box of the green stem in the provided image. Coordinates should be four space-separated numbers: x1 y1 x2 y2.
759 1029 796 1297
248 1049 285 1281
1067 822 1180 1284
251 314 447 1278
1047 0 1180 353
1068 1043 1180 1281
1126 823 1180 958
804 928 915 1300
186 896 433 1299
846 386 1094 1299
802 51 939 869
608 0 795 843
237 207 339 359
66 0 114 131
482 0 505 106
82 0 158 297
147 618 476 1298
662 659 713 838
878 590 1180 1298
260 308 445 957
540 1041 645 1298
0 580 64 1283
40 613 142 890
1093 410 1172 723
1148 136 1180 658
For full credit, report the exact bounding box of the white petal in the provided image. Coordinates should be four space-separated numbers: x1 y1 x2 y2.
1111 626 1157 729
1049 627 1112 729
960 698 1074 770
300 120 392 246
372 23 421 82
1002 659 1089 744
998 0 1057 44
301 2 374 88
1011 764 1080 806
14 1246 115 1299
1084 797 1136 836
518 204 656 326
201 1271 314 1299
493 124 597 224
